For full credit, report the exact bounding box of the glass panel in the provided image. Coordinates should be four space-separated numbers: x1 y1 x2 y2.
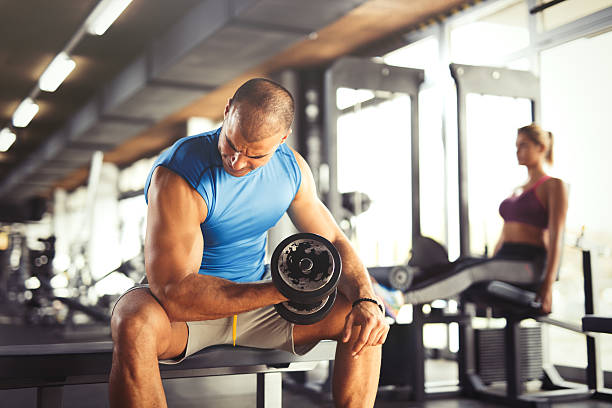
336 88 376 110
419 87 446 245
465 94 533 256
445 81 461 261
505 57 531 71
451 0 530 66
337 90 412 266
383 36 447 246
541 29 612 369
383 36 439 82
536 0 611 32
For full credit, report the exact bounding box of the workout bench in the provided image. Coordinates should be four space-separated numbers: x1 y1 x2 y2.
0 340 336 408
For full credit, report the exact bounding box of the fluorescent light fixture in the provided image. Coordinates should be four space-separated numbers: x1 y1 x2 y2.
12 98 39 128
39 52 76 92
86 0 134 36
0 128 16 152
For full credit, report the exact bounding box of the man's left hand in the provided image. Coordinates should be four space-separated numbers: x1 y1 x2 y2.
341 299 389 358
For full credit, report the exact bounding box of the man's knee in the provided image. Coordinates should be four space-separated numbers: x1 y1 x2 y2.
293 291 353 345
111 289 171 349
321 292 353 341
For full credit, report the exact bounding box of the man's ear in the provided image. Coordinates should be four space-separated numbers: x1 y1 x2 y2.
279 128 292 144
223 98 233 119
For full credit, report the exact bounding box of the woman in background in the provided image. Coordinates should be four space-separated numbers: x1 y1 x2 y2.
399 123 568 315
495 123 568 313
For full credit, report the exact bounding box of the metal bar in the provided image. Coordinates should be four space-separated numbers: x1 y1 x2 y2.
583 250 595 315
412 305 426 401
504 319 523 398
458 301 477 395
83 151 104 247
456 88 470 257
586 335 600 390
438 22 451 251
450 63 541 257
325 57 424 222
583 249 603 391
534 6 612 50
119 189 145 201
257 372 282 408
536 316 584 334
323 66 341 219
526 0 541 75
411 92 421 239
529 0 568 15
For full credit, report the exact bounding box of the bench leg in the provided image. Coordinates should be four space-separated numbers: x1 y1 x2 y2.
257 372 282 408
37 386 63 408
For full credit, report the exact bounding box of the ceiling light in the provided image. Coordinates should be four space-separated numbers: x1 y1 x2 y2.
39 52 76 92
12 98 39 128
0 128 17 152
86 0 134 36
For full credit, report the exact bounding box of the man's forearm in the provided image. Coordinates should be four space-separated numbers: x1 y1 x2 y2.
333 239 376 303
152 273 287 322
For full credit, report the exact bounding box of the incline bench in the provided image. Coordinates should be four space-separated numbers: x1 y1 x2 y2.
0 340 336 408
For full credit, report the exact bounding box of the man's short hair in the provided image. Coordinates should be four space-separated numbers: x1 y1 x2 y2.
229 78 295 140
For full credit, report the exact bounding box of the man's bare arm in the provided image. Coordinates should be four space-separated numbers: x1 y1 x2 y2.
286 152 376 304
145 167 286 322
287 149 388 355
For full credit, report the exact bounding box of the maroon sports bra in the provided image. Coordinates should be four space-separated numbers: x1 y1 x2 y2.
499 176 550 229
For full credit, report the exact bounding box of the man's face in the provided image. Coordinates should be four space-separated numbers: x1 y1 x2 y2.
218 107 288 177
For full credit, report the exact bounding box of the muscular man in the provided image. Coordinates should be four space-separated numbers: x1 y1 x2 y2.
109 78 389 408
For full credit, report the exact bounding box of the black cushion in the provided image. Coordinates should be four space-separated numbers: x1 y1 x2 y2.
582 315 612 334
462 280 542 317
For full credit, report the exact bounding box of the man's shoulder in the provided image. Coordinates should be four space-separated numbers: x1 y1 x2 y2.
275 144 302 169
171 129 219 156
161 129 220 168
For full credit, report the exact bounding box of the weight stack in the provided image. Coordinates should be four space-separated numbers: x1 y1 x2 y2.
475 326 543 383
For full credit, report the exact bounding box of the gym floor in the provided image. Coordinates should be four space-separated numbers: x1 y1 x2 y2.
2 374 611 407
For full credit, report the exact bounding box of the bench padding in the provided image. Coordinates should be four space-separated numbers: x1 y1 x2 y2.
582 315 612 334
0 340 337 390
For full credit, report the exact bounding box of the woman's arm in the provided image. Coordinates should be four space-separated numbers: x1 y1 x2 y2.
539 178 569 313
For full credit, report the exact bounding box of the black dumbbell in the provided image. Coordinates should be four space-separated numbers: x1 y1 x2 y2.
271 233 342 325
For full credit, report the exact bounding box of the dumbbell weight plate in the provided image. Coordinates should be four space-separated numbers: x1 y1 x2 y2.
271 233 341 303
389 265 415 292
274 289 337 325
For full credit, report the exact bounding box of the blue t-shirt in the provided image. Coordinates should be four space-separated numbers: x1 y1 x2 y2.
144 128 302 282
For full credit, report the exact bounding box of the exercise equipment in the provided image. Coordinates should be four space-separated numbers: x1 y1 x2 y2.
271 233 341 325
368 236 450 294
369 265 415 292
275 289 338 326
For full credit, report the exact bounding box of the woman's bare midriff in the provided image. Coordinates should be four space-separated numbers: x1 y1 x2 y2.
502 222 547 248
